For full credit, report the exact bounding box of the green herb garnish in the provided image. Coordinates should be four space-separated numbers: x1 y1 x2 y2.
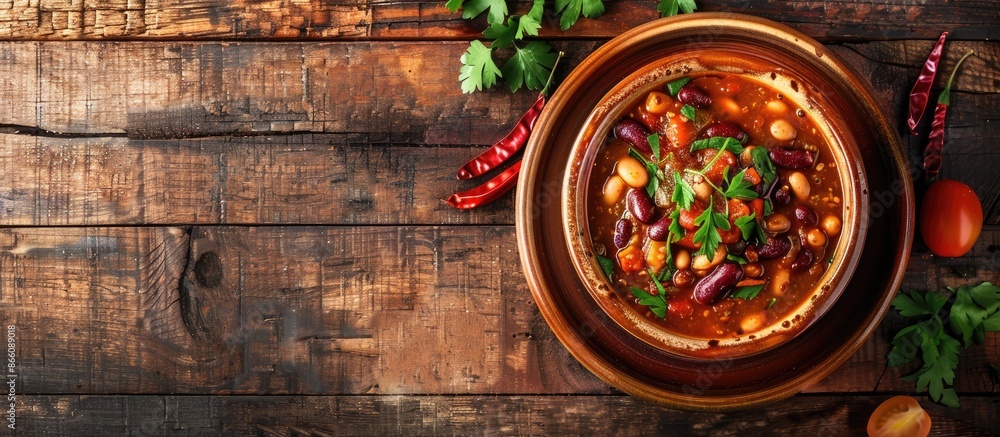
722 168 759 201
631 286 667 319
596 255 616 282
680 104 697 122
750 146 777 186
689 136 744 155
668 209 685 241
766 297 777 309
888 282 1000 408
671 172 695 210
730 284 764 300
666 77 690 96
734 214 757 240
649 133 661 162
554 0 606 31
657 0 697 17
693 197 729 260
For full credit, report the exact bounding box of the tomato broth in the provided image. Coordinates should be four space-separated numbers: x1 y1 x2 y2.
588 72 845 340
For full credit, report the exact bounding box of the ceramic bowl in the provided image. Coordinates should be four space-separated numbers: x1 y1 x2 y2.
563 32 869 358
516 13 914 410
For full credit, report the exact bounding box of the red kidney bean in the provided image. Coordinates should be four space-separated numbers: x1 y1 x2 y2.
613 219 633 249
773 187 791 206
769 147 815 169
677 85 711 108
647 215 671 242
790 249 815 272
703 121 747 142
757 236 791 259
794 205 818 226
626 189 656 224
614 119 652 154
693 263 744 305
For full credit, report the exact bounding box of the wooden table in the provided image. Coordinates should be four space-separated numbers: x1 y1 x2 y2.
0 1 996 435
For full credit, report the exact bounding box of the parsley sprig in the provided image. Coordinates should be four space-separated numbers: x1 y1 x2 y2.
451 0 698 93
888 282 1000 407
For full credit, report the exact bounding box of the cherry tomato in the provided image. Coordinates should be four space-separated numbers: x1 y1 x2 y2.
919 179 983 257
867 396 931 437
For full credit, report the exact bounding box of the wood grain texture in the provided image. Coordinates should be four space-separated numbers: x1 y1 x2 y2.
14 394 1000 436
0 134 514 226
0 40 993 141
0 226 606 395
0 0 997 41
1 225 996 396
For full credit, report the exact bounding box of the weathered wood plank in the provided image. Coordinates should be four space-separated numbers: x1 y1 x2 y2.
14 394 1000 435
0 40 994 142
0 226 605 395
0 0 996 41
1 226 997 395
0 134 514 225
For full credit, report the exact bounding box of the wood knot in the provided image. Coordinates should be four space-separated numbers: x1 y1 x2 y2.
193 251 223 288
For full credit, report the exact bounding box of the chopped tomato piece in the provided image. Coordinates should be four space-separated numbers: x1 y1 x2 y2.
664 112 695 151
668 299 694 318
867 396 931 437
678 203 704 231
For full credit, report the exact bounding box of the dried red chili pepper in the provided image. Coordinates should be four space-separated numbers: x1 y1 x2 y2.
457 94 544 179
923 50 974 180
445 160 522 209
907 31 948 134
456 52 564 180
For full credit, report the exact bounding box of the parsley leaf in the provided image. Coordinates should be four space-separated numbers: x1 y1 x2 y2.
649 133 661 162
596 255 615 282
657 0 697 17
750 146 778 186
888 283 1000 408
554 0 606 31
734 214 757 240
668 209 685 242
666 77 690 96
723 168 759 201
459 40 502 93
950 282 1000 347
501 41 558 92
680 104 697 122
646 169 660 198
693 197 725 260
484 14 541 50
631 286 667 319
690 136 743 154
730 284 764 300
460 0 509 25
671 172 695 210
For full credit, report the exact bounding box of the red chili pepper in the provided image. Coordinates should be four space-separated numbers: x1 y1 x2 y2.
457 94 545 179
923 50 975 180
445 160 522 209
907 31 948 135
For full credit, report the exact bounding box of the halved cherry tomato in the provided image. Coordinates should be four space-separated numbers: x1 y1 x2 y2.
866 396 931 437
919 179 982 257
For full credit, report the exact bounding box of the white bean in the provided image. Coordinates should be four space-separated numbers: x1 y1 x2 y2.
770 119 797 142
602 175 627 206
788 171 810 201
616 156 649 188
